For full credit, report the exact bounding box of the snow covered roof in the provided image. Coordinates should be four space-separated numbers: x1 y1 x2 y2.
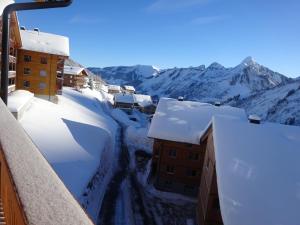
148 98 247 144
108 84 122 91
134 94 153 107
20 30 69 56
123 85 135 92
7 90 33 113
114 93 135 104
64 66 86 76
0 99 93 225
0 0 13 16
212 116 300 225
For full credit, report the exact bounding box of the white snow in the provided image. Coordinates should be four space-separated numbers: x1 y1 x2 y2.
20 30 69 56
0 0 13 16
134 94 153 107
108 84 122 92
7 90 33 113
114 93 135 104
0 99 94 225
64 66 86 75
148 98 247 144
212 116 300 225
20 87 118 198
124 85 135 92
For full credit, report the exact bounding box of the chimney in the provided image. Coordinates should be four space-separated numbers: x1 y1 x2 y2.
214 101 221 107
248 115 261 124
33 28 40 33
178 96 184 101
20 26 26 30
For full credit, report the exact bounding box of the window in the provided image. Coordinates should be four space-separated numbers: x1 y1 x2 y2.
165 180 173 187
23 80 30 88
189 152 199 161
39 82 46 90
166 165 175 174
186 169 198 177
70 80 73 84
168 149 177 158
8 78 15 85
24 55 31 62
40 70 47 77
70 75 73 79
24 68 31 75
40 57 47 64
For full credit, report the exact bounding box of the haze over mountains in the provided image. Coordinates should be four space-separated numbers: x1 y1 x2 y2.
89 57 300 126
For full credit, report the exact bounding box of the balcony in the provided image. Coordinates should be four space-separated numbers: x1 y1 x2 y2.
0 99 94 225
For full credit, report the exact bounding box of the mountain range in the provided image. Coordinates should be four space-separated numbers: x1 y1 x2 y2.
89 57 300 126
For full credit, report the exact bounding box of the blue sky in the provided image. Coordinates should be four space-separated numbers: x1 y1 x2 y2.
17 0 300 77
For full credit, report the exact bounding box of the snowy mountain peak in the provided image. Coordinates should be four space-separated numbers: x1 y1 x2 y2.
241 56 256 66
208 62 225 70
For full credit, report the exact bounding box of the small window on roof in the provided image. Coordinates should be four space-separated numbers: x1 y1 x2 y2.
24 55 31 62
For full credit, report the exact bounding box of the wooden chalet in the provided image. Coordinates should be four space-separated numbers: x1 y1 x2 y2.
107 84 122 94
123 85 135 94
114 93 135 110
0 0 22 94
147 98 247 196
16 29 69 102
133 94 156 114
197 116 300 225
63 66 89 89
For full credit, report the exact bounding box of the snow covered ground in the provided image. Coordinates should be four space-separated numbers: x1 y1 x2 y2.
19 87 118 204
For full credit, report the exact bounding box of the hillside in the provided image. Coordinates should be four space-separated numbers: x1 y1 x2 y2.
89 57 300 126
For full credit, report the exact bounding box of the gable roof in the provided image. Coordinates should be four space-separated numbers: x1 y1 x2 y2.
148 98 247 144
212 116 300 225
64 66 86 76
20 30 69 56
134 94 153 107
114 93 135 104
123 85 135 92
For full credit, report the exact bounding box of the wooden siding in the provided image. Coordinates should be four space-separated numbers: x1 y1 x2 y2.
152 139 206 196
63 73 87 88
16 49 66 97
0 146 27 225
197 129 223 225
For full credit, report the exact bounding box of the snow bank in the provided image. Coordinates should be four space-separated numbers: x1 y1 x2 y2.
8 90 33 113
20 87 118 198
20 30 69 56
212 116 300 225
111 109 138 127
0 99 93 225
148 98 247 144
125 126 153 154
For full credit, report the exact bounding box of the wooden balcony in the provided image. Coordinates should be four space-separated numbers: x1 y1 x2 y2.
0 99 94 225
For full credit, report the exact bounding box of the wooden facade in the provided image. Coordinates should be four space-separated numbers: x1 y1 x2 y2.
151 139 206 196
0 146 27 225
197 127 223 225
63 70 88 89
16 49 66 101
0 12 22 94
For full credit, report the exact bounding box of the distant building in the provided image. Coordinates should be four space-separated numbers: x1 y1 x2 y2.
108 84 122 94
197 116 300 225
114 93 135 110
123 85 135 94
0 2 22 94
63 66 88 89
16 29 69 102
133 94 156 114
147 98 247 196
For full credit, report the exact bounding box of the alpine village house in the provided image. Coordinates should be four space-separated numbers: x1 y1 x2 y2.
63 66 89 89
16 29 69 101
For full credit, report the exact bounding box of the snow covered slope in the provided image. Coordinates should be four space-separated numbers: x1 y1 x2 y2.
20 88 118 198
89 57 290 102
233 79 300 125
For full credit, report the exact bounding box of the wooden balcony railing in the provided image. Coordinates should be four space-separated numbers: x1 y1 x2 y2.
0 99 94 225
